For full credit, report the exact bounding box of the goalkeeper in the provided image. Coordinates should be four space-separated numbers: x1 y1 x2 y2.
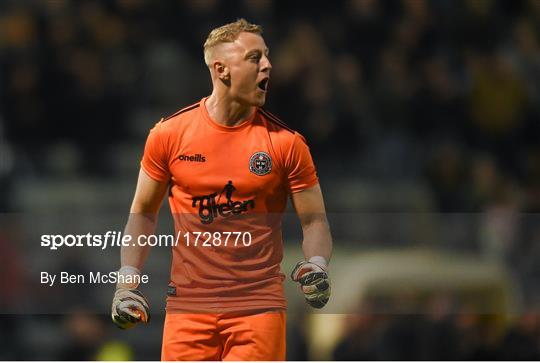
111 18 332 361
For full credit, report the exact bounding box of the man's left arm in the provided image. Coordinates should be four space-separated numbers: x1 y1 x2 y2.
290 183 333 308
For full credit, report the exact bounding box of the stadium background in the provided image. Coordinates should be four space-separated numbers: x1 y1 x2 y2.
1 0 540 360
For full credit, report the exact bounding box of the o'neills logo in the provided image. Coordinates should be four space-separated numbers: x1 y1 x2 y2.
191 181 255 224
179 153 206 162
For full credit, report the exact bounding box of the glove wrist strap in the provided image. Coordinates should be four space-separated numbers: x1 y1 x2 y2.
308 256 328 270
117 265 141 289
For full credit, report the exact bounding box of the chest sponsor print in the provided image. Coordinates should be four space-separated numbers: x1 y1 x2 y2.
191 181 255 224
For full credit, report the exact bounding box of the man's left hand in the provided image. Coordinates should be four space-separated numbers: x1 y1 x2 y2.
291 260 330 308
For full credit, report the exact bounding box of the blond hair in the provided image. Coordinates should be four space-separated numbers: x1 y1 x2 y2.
203 18 262 66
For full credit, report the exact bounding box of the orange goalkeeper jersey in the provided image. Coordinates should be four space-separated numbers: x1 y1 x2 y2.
141 97 318 312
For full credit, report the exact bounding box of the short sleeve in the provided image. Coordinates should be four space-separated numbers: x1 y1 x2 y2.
286 132 319 193
140 121 171 182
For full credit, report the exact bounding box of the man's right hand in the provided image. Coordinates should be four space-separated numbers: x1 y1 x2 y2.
111 288 150 329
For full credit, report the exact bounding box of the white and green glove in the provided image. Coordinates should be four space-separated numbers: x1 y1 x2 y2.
291 256 330 309
111 267 150 329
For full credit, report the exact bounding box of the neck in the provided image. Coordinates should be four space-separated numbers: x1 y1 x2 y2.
205 92 254 127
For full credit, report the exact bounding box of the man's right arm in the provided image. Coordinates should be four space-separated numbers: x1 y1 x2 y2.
111 168 169 329
122 168 169 269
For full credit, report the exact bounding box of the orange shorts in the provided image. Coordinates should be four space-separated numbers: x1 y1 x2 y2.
161 310 286 361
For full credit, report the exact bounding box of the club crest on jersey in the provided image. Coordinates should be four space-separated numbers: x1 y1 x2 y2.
191 181 255 224
249 151 272 176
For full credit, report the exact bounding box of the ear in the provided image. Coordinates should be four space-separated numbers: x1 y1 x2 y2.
213 61 230 81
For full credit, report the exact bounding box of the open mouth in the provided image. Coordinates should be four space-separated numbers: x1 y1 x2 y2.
257 78 269 92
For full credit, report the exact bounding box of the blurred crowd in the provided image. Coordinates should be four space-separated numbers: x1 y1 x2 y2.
1 0 540 212
333 309 540 360
1 0 540 360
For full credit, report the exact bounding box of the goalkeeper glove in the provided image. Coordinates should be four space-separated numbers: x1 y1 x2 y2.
291 256 330 309
111 266 150 329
